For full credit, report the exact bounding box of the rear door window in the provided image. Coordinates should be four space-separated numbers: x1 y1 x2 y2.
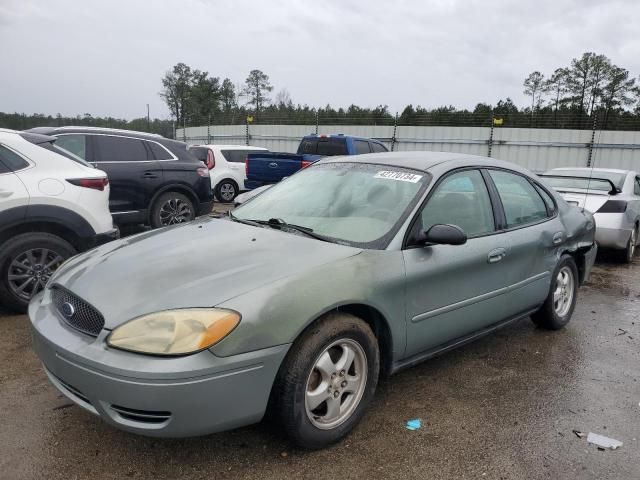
147 141 173 160
93 135 150 162
354 140 371 155
0 145 29 172
489 170 549 227
55 134 87 160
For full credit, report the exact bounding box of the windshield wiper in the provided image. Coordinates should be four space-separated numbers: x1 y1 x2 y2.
230 213 332 242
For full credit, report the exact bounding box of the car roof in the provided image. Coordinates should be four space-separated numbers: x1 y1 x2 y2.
192 144 267 150
26 126 164 139
303 134 385 144
317 151 522 173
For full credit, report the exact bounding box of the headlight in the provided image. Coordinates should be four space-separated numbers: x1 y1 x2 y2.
107 309 240 356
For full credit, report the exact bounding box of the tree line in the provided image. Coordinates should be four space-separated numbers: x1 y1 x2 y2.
3 51 640 136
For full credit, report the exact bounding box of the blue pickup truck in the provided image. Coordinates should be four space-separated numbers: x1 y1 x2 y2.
244 134 388 190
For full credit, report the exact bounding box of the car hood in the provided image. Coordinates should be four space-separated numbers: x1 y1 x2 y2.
50 217 361 329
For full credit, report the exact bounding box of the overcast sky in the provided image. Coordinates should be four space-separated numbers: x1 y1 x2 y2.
1 0 639 120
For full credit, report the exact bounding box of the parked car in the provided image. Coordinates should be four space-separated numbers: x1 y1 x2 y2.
30 152 596 449
244 134 388 190
0 129 117 312
26 127 214 228
542 168 640 262
188 145 268 203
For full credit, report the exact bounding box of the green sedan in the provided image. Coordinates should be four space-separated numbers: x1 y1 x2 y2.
29 152 597 449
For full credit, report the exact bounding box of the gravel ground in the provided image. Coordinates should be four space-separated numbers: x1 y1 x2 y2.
0 244 638 479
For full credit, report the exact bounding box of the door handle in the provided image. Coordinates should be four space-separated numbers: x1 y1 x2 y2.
142 172 158 179
0 189 12 198
487 247 507 264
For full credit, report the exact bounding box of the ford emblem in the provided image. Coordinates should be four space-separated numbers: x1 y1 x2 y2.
268 162 278 168
61 302 75 318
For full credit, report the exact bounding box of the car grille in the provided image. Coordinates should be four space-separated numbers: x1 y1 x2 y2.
51 286 105 337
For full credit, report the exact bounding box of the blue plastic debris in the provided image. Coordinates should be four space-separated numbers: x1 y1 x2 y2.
405 419 422 431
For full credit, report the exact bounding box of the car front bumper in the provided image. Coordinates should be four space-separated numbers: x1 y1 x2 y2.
29 291 289 438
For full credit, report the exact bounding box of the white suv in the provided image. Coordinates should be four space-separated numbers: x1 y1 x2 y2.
0 129 117 312
189 145 268 202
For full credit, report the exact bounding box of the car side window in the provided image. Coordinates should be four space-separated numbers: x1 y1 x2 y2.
93 135 150 162
489 170 549 228
534 183 557 215
371 142 387 153
147 141 173 160
54 135 87 160
420 169 495 237
635 177 640 196
221 150 252 163
354 140 371 155
0 144 29 172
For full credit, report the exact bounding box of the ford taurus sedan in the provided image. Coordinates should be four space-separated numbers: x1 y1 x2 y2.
29 152 597 449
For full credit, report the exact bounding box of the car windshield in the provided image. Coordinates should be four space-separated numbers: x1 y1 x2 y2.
544 169 625 192
232 162 430 248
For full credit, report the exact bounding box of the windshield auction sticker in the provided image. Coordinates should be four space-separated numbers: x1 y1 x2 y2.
374 171 423 183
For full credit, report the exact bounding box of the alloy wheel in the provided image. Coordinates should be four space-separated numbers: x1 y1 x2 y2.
553 266 574 317
305 338 368 430
219 183 236 201
628 228 637 262
159 198 193 225
8 248 64 301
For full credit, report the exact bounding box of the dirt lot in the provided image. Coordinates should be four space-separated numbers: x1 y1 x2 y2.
1 254 639 480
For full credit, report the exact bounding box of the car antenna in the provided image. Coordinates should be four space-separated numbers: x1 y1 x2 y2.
582 118 605 212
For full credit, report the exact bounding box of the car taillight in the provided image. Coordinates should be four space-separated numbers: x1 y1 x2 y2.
206 150 215 169
67 178 109 191
245 158 249 176
301 160 313 169
197 166 210 177
597 200 627 213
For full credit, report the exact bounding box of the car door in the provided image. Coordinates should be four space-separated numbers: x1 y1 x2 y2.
402 168 512 357
0 144 30 213
486 169 560 316
91 134 163 217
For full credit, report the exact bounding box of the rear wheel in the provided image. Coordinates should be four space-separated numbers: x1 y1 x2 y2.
621 226 637 264
271 313 379 449
150 192 195 228
531 254 578 330
0 233 76 313
215 180 238 203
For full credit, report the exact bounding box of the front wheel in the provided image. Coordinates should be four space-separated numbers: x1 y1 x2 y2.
150 192 195 228
531 254 578 330
0 233 76 313
271 313 379 449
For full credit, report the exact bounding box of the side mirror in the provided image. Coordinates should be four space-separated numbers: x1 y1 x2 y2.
423 224 467 245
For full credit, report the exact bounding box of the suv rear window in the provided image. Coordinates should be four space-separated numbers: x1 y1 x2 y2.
94 135 150 162
297 137 348 156
0 144 29 172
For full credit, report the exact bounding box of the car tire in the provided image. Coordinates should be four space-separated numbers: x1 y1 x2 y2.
215 180 238 203
621 226 637 264
150 192 195 228
531 254 578 330
0 233 76 313
271 312 380 449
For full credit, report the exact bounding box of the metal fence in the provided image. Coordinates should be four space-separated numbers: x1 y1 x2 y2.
177 121 640 172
